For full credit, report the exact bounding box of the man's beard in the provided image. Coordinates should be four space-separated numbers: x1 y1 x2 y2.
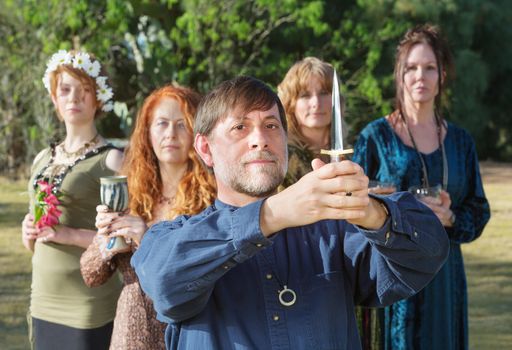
215 150 287 198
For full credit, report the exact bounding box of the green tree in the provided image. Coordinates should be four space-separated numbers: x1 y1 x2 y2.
1 0 511 177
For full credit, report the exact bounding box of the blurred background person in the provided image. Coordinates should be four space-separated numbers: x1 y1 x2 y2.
278 56 379 348
80 85 216 349
278 57 341 187
352 24 490 350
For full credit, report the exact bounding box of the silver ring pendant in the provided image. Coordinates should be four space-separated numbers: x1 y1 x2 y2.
278 285 297 307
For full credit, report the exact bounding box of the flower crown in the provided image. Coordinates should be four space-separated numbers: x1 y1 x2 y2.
42 50 114 112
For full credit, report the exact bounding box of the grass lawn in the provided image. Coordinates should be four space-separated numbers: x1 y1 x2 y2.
0 162 511 349
462 162 512 349
0 178 32 349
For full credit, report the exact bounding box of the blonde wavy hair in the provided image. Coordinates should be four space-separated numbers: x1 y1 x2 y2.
121 85 216 222
277 57 345 148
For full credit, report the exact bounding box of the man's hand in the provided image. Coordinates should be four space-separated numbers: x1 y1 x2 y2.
261 159 387 236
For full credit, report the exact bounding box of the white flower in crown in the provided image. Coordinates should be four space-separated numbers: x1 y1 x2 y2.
97 85 114 103
95 76 108 89
102 101 114 112
86 60 101 78
42 74 51 92
43 50 115 111
72 52 92 71
48 50 72 71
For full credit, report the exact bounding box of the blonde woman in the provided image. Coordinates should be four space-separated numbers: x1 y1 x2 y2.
278 57 381 348
278 57 347 187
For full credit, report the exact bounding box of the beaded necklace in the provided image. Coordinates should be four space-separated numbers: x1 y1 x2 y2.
57 133 99 159
32 143 115 193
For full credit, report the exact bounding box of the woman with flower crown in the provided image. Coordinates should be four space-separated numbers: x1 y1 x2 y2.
79 85 217 349
21 49 123 349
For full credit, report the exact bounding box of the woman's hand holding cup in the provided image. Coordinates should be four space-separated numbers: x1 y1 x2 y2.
418 189 454 227
95 205 131 257
409 185 455 227
99 176 130 252
96 205 148 250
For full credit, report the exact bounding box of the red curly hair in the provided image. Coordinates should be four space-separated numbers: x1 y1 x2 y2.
121 85 216 222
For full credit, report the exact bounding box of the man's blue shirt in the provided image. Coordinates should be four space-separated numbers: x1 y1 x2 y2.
132 192 448 350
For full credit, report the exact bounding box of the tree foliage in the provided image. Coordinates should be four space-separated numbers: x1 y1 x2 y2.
1 0 511 176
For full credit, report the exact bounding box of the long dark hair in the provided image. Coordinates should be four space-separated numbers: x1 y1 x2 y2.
394 24 454 121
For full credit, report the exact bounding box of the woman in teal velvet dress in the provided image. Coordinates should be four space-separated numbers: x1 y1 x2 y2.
353 24 490 350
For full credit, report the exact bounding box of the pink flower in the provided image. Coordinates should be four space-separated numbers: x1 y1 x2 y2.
44 212 60 227
46 206 62 219
45 194 60 206
36 216 49 228
36 210 60 229
37 180 52 195
34 181 62 228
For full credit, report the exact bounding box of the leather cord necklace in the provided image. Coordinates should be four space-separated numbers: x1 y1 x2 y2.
400 111 448 190
260 235 297 307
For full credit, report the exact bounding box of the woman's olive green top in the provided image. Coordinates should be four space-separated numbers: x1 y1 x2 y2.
28 147 122 329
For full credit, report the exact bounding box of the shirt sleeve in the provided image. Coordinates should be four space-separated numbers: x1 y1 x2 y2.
446 134 490 243
131 201 272 324
344 191 450 307
80 234 118 287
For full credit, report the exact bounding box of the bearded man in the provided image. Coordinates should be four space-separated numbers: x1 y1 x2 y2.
132 76 448 350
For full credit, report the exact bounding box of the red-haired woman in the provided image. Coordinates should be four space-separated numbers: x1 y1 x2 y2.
80 85 216 349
